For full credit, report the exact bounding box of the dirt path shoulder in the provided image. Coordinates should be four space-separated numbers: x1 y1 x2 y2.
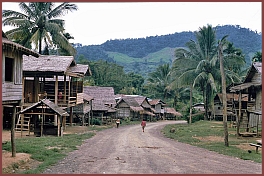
43 121 262 174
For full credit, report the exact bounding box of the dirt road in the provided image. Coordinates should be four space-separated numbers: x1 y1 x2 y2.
43 121 262 174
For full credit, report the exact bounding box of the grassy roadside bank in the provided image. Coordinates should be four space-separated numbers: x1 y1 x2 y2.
2 121 140 174
1 125 112 174
162 120 262 163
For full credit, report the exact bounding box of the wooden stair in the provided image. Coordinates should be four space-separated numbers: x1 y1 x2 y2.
15 115 31 136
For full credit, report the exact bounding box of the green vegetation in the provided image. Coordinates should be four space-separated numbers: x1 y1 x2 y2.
162 120 262 163
2 2 78 55
2 127 98 174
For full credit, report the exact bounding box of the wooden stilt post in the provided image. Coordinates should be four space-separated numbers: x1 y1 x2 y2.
11 105 16 157
57 115 60 137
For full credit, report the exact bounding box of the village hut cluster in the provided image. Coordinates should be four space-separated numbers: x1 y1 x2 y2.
2 31 182 137
2 31 262 138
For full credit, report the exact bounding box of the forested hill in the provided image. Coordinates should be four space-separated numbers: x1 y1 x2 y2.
75 25 262 77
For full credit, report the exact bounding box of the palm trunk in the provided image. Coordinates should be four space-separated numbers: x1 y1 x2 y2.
219 43 229 147
189 84 193 124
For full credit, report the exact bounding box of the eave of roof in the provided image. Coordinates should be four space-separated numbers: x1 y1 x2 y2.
18 99 69 116
2 37 39 57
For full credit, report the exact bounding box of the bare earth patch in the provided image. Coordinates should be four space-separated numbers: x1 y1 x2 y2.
192 135 262 153
192 135 224 142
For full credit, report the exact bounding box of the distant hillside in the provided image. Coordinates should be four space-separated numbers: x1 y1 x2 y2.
75 25 262 77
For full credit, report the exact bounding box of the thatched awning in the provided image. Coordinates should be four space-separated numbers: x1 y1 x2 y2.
66 64 91 77
83 93 94 102
141 110 155 116
230 82 262 92
18 99 69 116
165 108 182 116
130 106 144 112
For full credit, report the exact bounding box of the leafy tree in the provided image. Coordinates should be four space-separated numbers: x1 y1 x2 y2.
2 2 77 55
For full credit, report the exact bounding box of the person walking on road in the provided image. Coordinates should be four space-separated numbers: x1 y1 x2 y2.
141 119 146 132
116 119 120 128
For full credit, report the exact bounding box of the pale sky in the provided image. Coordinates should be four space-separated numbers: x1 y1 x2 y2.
2 2 262 46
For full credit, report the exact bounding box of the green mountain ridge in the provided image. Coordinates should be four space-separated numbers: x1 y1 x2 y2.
75 25 262 78
107 47 177 77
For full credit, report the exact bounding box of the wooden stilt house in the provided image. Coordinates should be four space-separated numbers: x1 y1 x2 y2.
115 96 144 121
83 86 117 125
2 31 39 129
20 55 91 135
230 62 262 137
148 99 166 120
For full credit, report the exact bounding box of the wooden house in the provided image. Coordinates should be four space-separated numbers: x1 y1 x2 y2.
230 62 262 137
164 107 182 120
115 96 144 121
68 93 94 126
83 86 117 124
115 95 155 121
133 96 155 121
2 31 39 129
19 55 91 135
213 93 248 121
148 99 166 120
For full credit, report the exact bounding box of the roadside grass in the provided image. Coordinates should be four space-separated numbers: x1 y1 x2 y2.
162 120 262 163
1 125 107 174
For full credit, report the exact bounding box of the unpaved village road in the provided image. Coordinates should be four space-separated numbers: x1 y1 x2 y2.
43 120 262 174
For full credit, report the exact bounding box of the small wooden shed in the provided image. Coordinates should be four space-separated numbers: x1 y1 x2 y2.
17 99 69 137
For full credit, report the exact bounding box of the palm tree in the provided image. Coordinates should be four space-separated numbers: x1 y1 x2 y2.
174 25 245 121
174 25 219 120
2 2 77 55
147 63 172 101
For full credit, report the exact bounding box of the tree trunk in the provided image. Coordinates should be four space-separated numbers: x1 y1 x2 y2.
219 43 229 147
204 85 209 120
189 84 193 124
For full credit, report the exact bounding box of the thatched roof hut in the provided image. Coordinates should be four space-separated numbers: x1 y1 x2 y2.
83 86 116 112
23 55 91 77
